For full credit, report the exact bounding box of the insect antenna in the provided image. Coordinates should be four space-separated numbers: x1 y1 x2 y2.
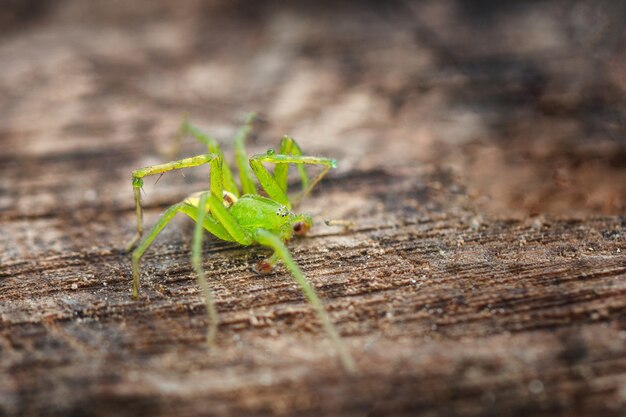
324 219 355 231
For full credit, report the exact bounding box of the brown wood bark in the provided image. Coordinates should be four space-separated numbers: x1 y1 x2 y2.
1 1 625 416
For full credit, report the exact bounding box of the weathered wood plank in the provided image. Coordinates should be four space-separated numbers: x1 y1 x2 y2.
1 1 625 416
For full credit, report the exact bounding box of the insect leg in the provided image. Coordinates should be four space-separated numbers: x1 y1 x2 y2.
273 136 310 194
188 189 256 346
206 192 252 246
132 201 185 298
179 119 240 196
252 228 357 374
249 154 337 209
125 153 224 251
178 203 233 242
191 193 219 347
131 193 239 298
253 252 280 274
233 112 258 195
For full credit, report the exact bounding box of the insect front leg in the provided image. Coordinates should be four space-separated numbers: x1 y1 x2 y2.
252 228 357 374
125 153 224 252
273 136 310 194
249 153 337 209
131 201 186 298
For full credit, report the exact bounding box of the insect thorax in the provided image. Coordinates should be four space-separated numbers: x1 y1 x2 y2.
229 195 295 235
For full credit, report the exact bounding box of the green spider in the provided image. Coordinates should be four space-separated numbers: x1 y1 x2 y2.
125 113 356 374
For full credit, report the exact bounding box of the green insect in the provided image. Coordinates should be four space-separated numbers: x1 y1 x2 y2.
125 113 356 374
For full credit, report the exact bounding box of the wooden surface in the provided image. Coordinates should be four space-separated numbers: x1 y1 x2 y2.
1 1 625 416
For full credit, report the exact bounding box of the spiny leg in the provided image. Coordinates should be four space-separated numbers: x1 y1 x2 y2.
132 202 184 298
131 198 237 299
249 153 337 208
252 228 357 374
191 193 218 347
131 143 251 298
206 192 253 246
125 153 225 252
179 202 233 242
273 136 310 194
189 191 255 344
179 119 240 196
234 112 258 195
130 147 252 299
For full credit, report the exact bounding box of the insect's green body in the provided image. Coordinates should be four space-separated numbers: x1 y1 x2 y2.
228 195 312 241
125 114 355 373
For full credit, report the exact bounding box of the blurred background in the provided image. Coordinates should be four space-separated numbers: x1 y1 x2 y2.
1 0 624 220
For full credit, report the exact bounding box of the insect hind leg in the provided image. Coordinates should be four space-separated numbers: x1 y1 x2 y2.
252 228 357 374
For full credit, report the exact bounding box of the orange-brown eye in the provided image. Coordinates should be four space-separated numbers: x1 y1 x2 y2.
293 222 309 236
294 221 311 236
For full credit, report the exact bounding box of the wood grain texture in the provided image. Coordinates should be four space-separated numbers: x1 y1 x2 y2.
1 1 625 416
